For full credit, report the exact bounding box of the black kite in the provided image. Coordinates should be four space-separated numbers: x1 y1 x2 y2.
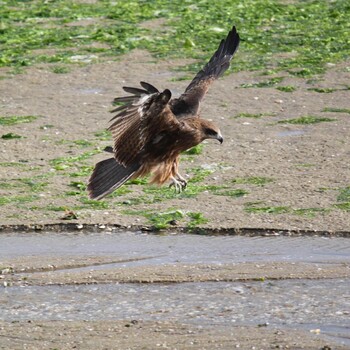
88 26 240 200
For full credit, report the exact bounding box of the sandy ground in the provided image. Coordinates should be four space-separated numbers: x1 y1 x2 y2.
0 320 344 350
1 50 350 232
2 258 350 286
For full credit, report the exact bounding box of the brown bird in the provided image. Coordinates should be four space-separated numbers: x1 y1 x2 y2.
88 25 240 200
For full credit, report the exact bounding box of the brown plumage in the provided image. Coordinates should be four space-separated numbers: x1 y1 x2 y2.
88 25 240 200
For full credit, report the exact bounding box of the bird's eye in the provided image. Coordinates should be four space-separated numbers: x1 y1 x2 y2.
204 128 217 136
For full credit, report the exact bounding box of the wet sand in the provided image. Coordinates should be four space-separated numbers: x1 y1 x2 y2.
1 232 349 349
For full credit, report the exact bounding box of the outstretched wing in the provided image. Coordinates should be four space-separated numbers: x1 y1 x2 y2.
170 25 240 118
108 82 178 167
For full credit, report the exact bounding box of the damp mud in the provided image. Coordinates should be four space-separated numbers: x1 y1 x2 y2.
1 232 349 349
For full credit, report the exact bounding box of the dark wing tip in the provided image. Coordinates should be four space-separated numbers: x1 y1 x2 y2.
140 81 159 94
162 89 172 102
225 25 240 56
210 25 240 73
183 25 240 96
122 86 148 95
110 82 160 117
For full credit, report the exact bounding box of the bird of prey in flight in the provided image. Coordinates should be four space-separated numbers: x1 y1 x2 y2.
88 25 240 200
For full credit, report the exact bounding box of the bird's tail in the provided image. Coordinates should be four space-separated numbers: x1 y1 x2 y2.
88 158 139 200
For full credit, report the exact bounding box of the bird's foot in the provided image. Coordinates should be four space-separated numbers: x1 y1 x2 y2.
176 173 187 190
169 177 187 193
174 171 187 190
178 178 187 190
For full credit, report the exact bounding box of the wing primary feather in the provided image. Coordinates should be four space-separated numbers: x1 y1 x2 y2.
122 86 148 95
140 81 159 94
113 96 136 103
111 82 160 117
110 104 128 113
185 25 240 92
109 106 139 124
170 25 240 118
161 89 172 102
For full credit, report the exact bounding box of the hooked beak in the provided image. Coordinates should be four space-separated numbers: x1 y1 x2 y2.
217 132 224 144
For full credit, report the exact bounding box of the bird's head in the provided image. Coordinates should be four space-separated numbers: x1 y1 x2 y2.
200 120 223 144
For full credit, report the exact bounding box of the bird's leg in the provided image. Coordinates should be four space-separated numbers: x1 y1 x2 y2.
169 158 187 192
169 176 186 193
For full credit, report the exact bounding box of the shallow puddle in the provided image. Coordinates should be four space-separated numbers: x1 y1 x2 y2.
1 232 350 265
0 279 348 323
1 232 349 346
1 279 349 345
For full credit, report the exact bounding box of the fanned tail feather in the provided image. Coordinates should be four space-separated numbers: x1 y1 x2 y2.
88 158 139 200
